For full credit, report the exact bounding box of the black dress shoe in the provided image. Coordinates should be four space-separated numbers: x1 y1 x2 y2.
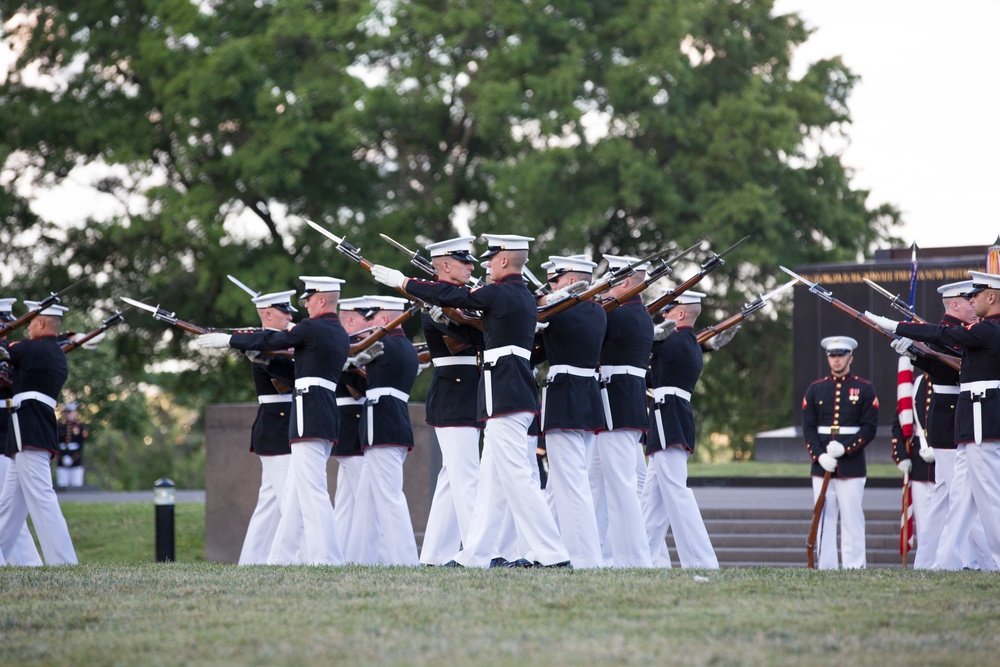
489 557 509 568
442 560 464 568
536 560 573 569
501 558 534 568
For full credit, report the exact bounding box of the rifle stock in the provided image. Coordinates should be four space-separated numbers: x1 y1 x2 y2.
60 312 126 353
348 303 421 355
695 312 746 346
807 470 832 569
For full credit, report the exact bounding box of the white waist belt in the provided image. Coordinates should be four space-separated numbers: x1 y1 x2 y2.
599 365 647 380
653 386 692 402
483 345 531 364
817 425 861 435
932 384 960 395
961 381 1000 395
547 364 597 379
367 387 410 402
432 356 478 368
11 391 58 410
337 396 365 406
258 394 292 405
294 376 338 392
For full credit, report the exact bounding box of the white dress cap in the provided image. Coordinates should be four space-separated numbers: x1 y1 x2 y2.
23 300 69 317
298 276 345 299
546 255 598 277
0 297 16 320
820 336 858 355
936 280 975 298
661 289 706 307
968 270 1000 292
604 254 649 273
426 236 477 262
364 295 411 312
480 233 535 258
252 290 298 313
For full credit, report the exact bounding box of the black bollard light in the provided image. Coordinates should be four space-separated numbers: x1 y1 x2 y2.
154 477 175 562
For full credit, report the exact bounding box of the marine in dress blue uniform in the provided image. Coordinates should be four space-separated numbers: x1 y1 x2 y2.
417 236 486 566
55 402 88 488
199 276 349 565
641 290 719 569
235 290 297 565
0 300 77 566
868 269 1000 570
802 335 879 569
347 295 420 565
536 255 606 568
370 233 571 568
593 255 655 568
0 298 43 566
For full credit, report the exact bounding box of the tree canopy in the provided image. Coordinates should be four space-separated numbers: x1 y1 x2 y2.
0 0 901 470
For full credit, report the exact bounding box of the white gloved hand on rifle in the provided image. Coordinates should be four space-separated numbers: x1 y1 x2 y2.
244 350 267 365
426 305 449 325
891 336 916 360
534 321 550 334
653 319 677 342
371 265 406 290
864 311 899 334
344 341 385 369
826 440 846 458
197 333 232 349
548 280 589 302
919 447 936 463
708 325 741 351
897 459 912 475
817 453 838 473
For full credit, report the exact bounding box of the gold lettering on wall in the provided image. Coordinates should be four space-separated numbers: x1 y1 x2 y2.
797 265 984 285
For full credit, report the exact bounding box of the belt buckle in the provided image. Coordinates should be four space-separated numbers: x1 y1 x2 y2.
294 386 309 397
829 425 840 437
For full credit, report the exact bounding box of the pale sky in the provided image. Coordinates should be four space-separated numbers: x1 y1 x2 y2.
11 2 1000 251
775 0 999 250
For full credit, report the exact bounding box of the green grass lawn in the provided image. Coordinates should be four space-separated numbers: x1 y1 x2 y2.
2 564 998 666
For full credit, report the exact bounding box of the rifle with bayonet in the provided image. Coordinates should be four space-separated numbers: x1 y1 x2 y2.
522 265 551 296
61 309 129 353
306 220 483 332
538 247 675 322
779 267 961 372
646 237 750 316
0 278 87 339
348 301 422 356
695 278 798 345
861 278 930 324
602 240 705 313
379 233 485 288
120 297 293 359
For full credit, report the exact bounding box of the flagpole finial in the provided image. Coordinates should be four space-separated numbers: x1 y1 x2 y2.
910 241 919 252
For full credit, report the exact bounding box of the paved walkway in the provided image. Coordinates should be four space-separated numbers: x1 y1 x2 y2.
55 486 902 511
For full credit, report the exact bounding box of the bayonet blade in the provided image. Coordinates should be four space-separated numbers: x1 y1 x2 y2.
779 266 815 289
861 277 901 302
119 296 169 317
227 274 260 298
305 219 344 245
521 265 545 289
379 233 417 258
760 278 799 303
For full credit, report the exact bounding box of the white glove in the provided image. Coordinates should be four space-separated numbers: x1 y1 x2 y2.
371 264 406 289
0 346 8 362
75 331 105 350
891 336 916 360
709 325 741 351
826 440 846 458
817 453 837 473
653 319 677 341
197 333 232 349
535 321 549 333
244 350 267 365
919 447 936 463
426 305 449 325
417 361 431 375
897 459 912 475
548 280 590 301
864 311 899 334
345 341 385 369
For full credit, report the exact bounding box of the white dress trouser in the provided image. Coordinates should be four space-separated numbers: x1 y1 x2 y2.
56 467 84 488
238 454 291 565
587 438 613 565
420 427 481 565
811 476 866 570
933 442 1000 570
635 440 647 497
494 434 552 562
456 412 569 567
346 446 419 566
642 446 718 569
546 429 603 569
909 480 937 569
266 439 343 566
0 449 77 566
333 456 364 554
0 454 42 566
595 429 652 567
